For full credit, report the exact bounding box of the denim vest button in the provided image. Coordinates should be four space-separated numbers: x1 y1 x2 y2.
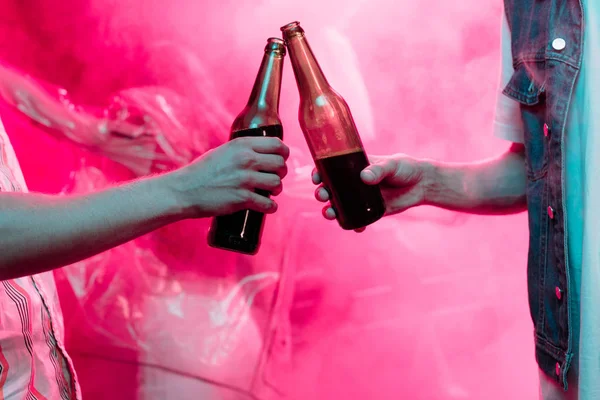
547 206 555 219
555 287 563 300
556 362 561 376
552 38 566 51
544 123 550 137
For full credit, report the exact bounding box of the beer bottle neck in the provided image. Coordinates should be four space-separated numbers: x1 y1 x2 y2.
286 34 330 96
246 50 284 112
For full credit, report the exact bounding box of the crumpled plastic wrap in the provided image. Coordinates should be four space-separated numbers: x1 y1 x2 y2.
0 58 301 399
41 86 298 400
99 86 224 175
53 196 294 400
0 61 226 176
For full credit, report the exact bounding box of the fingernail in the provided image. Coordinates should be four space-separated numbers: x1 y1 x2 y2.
362 170 375 181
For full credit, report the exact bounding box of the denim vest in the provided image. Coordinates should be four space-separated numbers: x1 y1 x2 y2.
502 0 583 390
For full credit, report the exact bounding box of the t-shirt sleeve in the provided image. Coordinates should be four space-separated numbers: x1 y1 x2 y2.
493 11 525 144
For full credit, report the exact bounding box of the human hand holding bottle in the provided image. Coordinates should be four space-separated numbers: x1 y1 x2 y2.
312 154 432 232
175 136 289 218
282 21 385 230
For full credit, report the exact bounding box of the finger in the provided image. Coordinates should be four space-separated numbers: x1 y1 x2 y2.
311 168 322 185
361 159 397 185
253 154 288 178
246 137 290 160
244 192 279 214
314 186 330 202
321 205 337 220
273 181 284 196
245 171 283 195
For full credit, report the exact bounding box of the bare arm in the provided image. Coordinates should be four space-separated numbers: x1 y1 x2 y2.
313 143 528 225
0 174 183 279
0 136 289 280
422 143 527 214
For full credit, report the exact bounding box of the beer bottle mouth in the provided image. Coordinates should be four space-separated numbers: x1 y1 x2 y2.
266 38 286 56
280 21 304 41
281 21 300 30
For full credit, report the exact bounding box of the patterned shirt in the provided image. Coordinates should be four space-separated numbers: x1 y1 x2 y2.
0 114 81 399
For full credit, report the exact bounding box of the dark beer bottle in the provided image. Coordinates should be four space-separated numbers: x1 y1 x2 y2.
207 38 286 255
281 22 385 230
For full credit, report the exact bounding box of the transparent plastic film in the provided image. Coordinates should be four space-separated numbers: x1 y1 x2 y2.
53 160 297 400
0 62 227 177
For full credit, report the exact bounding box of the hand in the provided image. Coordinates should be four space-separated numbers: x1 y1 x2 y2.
171 136 289 218
312 154 429 232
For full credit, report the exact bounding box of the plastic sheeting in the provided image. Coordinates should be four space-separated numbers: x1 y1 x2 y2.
0 61 297 398
24 83 298 400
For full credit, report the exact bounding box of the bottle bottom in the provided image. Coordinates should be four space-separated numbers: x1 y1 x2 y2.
208 236 260 256
337 206 385 231
208 209 264 256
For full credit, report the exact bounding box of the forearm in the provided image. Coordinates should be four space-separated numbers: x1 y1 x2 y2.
422 143 527 214
0 173 187 279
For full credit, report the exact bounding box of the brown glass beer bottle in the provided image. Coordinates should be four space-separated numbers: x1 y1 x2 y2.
208 38 286 254
281 22 385 230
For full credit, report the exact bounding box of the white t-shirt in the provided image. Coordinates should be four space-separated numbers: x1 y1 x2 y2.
494 3 600 399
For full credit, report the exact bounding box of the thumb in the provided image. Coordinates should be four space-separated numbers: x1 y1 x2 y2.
361 159 397 185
